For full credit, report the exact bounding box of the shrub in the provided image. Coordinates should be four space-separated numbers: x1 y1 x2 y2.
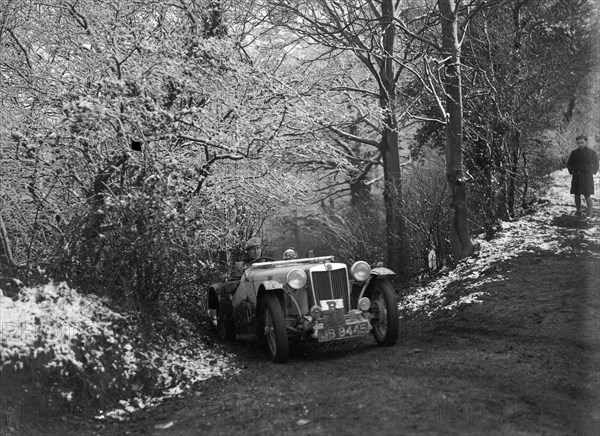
0 282 235 419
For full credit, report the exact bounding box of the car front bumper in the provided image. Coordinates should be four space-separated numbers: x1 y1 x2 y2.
312 309 372 342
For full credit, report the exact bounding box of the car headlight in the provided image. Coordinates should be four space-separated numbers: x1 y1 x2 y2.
358 297 371 311
286 269 307 290
310 305 322 319
350 261 371 281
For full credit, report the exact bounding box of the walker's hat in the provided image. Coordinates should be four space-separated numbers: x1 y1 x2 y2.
283 249 298 259
245 237 261 250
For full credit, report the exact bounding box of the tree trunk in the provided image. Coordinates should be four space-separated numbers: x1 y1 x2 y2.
381 124 405 276
0 213 16 269
379 0 406 277
495 139 509 220
507 129 521 218
496 129 521 220
439 0 474 261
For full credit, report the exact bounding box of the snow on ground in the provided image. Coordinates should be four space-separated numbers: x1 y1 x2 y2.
0 282 239 420
400 168 600 317
97 340 239 421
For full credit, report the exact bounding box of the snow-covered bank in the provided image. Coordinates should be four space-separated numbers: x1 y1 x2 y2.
400 168 600 318
0 282 237 423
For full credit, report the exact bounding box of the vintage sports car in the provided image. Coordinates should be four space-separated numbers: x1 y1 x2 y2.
207 255 399 363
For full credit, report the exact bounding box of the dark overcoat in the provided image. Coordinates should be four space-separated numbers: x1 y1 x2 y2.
567 146 599 195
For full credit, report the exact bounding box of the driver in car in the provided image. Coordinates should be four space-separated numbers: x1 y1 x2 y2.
244 237 262 267
231 236 263 279
227 236 263 293
229 237 264 323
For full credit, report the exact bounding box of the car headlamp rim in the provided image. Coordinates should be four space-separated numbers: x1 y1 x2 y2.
350 261 371 281
286 268 307 290
358 297 371 311
310 305 322 319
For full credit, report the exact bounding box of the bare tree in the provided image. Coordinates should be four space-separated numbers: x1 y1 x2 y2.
261 0 444 276
438 0 474 259
463 0 596 221
0 0 309 306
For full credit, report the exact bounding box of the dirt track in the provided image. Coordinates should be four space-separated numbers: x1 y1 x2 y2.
80 171 599 436
90 257 597 435
38 170 600 436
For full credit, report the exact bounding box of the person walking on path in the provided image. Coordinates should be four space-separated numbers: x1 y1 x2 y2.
567 135 599 217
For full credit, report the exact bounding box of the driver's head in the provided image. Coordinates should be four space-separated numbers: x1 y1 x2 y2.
244 237 262 262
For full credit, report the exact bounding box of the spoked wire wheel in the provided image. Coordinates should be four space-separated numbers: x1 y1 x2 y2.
261 293 289 363
369 280 399 346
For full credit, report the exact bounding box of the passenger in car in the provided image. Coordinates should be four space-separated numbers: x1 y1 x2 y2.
283 248 298 260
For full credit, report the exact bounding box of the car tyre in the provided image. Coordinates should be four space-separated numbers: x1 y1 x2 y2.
256 314 267 350
260 293 289 363
217 296 236 341
209 308 218 333
368 279 399 346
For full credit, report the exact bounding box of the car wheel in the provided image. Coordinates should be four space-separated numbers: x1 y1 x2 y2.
209 308 218 333
256 314 267 350
217 297 236 341
368 279 399 346
260 293 289 363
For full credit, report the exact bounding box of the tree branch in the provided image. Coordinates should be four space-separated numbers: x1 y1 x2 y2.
326 125 380 148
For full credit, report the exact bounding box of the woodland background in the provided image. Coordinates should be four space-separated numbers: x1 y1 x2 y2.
1 0 599 323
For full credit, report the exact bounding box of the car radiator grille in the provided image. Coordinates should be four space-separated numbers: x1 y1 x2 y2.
310 268 350 312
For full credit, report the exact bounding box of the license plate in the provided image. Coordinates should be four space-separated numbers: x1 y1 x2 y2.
317 321 370 342
319 299 344 311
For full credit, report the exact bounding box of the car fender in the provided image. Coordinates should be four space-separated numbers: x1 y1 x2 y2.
358 268 396 300
208 280 239 309
208 283 225 310
256 283 288 317
371 267 396 277
258 282 307 320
